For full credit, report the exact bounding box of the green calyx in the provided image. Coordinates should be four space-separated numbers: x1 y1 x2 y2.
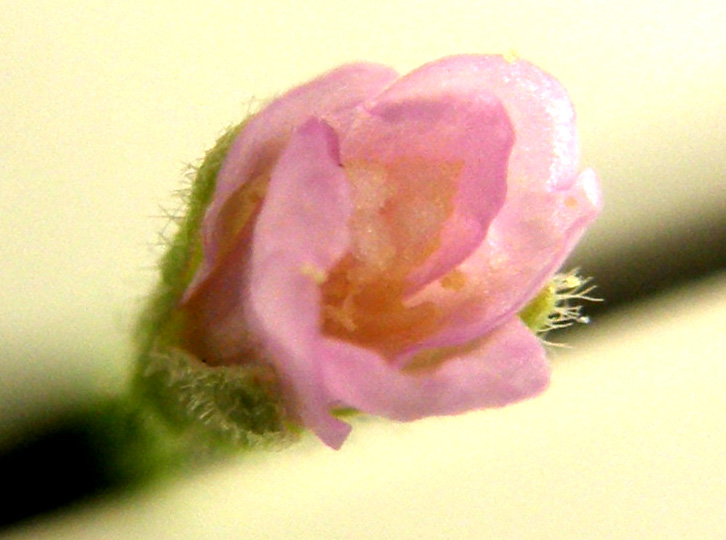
135 122 244 352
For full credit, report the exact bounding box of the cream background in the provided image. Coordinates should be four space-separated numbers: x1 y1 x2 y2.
1 1 725 538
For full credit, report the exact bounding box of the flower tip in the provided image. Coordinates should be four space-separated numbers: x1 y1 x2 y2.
503 49 520 63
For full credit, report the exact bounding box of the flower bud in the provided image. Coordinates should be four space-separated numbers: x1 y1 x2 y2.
135 55 602 450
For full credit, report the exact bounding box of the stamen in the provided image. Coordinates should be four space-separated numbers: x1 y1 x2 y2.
520 269 600 337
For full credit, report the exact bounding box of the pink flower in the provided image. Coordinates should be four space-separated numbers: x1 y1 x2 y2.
179 55 602 449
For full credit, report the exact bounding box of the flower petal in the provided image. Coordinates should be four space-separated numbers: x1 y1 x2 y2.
405 168 601 355
245 119 354 448
322 317 549 421
400 56 602 354
341 58 514 291
413 55 582 190
185 63 398 301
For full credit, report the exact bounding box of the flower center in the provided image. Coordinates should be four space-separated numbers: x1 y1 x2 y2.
320 158 459 358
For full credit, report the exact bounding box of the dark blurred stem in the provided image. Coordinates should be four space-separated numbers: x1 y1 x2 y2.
0 392 211 529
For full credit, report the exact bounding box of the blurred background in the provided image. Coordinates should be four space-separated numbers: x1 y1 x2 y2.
1 1 724 538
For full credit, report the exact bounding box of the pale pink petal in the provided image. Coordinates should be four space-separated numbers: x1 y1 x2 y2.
404 168 601 356
341 61 514 290
178 213 257 365
417 55 582 191
322 317 549 421
185 63 398 301
398 56 602 355
245 119 354 448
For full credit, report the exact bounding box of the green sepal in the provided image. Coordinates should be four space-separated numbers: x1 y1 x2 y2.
134 346 291 451
135 121 245 352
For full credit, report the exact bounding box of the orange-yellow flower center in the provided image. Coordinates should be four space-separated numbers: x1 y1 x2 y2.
320 158 460 358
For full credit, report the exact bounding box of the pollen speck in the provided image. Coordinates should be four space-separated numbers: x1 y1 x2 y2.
300 263 327 284
440 269 467 291
503 49 519 63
